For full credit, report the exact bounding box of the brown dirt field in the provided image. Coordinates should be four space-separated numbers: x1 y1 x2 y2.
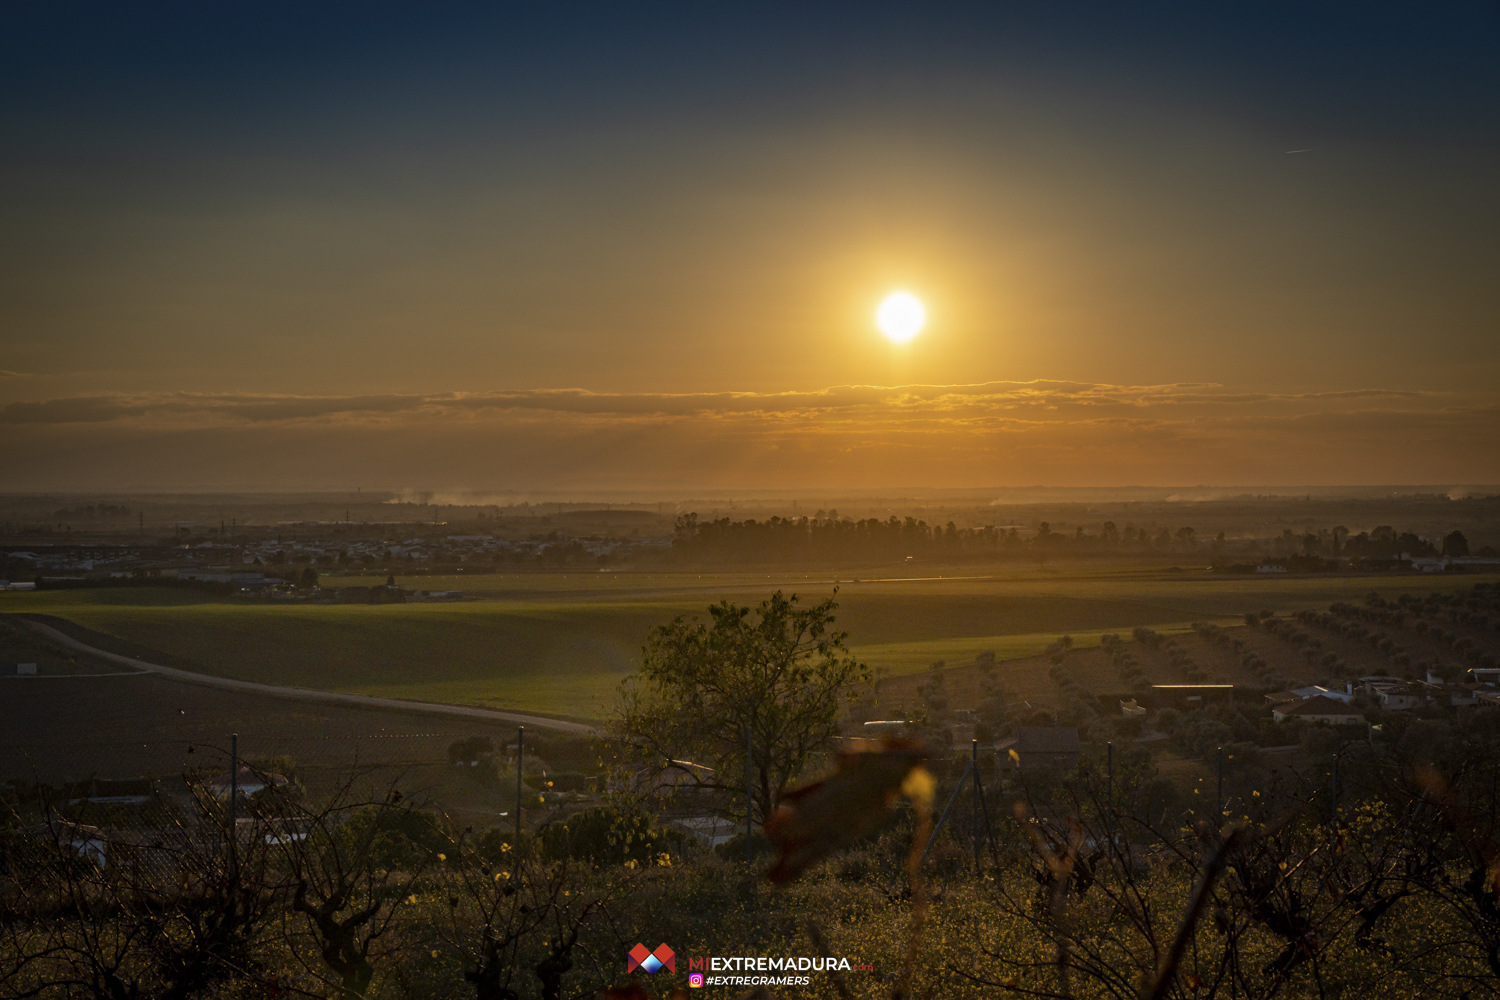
875 600 1500 720
0 672 593 827
875 627 1285 716
0 616 136 676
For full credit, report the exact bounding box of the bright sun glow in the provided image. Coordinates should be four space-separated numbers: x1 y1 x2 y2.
876 291 926 343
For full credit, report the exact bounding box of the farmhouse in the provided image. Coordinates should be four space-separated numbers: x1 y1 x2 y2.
1348 676 1422 710
65 778 154 805
1272 695 1365 725
627 758 716 796
34 819 107 865
672 815 737 849
1298 684 1353 702
208 768 290 799
1151 684 1234 709
1265 685 1352 707
861 720 909 737
1378 689 1422 710
1417 676 1480 707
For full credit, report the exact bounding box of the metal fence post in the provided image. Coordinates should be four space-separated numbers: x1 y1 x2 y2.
1216 745 1223 821
1332 750 1339 821
922 761 974 862
229 733 238 884
746 725 754 864
515 726 524 849
1107 741 1114 842
971 740 980 869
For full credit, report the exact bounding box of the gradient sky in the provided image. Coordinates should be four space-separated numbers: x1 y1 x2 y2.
2 2 1497 491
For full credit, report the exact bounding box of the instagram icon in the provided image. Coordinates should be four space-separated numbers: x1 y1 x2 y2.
688 973 705 988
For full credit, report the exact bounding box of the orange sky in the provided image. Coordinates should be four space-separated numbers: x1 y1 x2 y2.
1 6 1497 490
2 382 1496 491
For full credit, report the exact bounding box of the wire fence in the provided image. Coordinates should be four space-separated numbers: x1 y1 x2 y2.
3 731 483 783
0 664 584 798
0 689 595 851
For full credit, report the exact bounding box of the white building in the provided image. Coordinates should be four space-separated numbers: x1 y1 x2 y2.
1273 695 1365 725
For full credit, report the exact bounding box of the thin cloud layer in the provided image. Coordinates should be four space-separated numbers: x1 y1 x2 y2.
0 382 1443 425
0 380 1493 490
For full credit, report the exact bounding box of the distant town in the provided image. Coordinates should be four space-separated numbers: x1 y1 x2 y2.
3 491 1499 597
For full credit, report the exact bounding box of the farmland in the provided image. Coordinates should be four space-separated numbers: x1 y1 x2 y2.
0 615 598 821
0 666 603 830
3 567 1496 722
0 616 131 676
880 580 1500 723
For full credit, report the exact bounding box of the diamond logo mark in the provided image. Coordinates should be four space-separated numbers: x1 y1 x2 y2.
626 942 675 974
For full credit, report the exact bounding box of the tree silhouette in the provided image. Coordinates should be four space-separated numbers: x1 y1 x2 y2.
614 591 869 824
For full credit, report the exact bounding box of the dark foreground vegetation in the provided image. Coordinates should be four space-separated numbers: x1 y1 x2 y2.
8 588 1500 999
7 715 1500 1000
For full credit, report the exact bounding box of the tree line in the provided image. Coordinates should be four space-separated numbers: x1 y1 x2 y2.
665 514 1490 567
668 514 1224 565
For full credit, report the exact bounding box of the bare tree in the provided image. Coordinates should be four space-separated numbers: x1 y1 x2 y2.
0 776 278 1000
272 784 439 998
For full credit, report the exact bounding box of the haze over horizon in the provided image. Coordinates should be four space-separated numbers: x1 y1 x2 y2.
2 3 1497 491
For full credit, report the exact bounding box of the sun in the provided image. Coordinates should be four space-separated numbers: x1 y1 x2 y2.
875 291 926 343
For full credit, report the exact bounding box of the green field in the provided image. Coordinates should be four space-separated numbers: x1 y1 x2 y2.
317 570 851 593
4 568 1494 719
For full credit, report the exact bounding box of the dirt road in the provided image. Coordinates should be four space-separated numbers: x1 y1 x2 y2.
21 619 595 735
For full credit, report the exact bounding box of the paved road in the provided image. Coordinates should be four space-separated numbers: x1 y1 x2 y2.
22 619 595 735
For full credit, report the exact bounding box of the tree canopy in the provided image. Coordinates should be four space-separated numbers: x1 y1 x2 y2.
613 591 869 824
1444 529 1470 557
